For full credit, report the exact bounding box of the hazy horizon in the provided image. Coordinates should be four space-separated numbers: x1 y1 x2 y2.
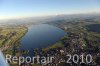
0 0 100 20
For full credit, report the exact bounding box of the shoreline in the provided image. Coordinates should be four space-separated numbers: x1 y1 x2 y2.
0 26 28 54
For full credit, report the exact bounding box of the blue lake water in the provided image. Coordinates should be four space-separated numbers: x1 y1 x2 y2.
0 24 66 66
20 24 66 50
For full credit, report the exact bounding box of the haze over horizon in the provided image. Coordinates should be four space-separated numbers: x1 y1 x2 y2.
0 0 100 20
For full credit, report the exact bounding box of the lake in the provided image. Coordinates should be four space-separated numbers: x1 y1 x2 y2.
20 24 66 51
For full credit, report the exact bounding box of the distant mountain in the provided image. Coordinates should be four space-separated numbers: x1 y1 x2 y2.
0 13 100 26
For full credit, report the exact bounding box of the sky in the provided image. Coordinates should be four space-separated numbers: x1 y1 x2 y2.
0 0 100 19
